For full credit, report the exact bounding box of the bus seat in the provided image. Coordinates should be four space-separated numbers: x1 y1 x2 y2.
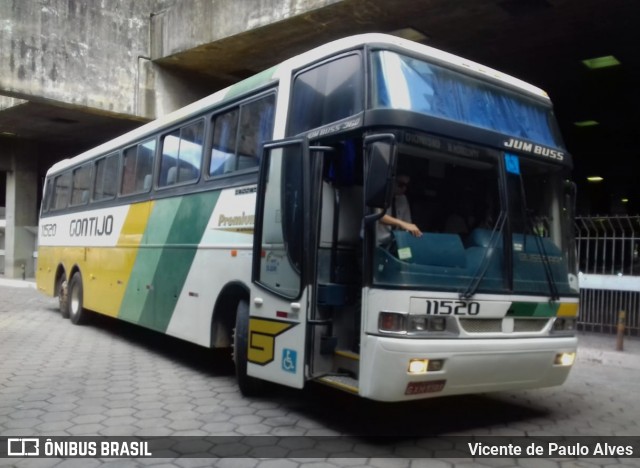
468 228 496 247
143 174 152 190
394 231 466 268
319 182 363 248
512 233 562 257
179 167 195 182
166 167 177 185
469 229 562 257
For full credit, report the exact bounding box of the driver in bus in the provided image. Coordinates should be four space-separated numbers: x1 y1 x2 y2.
377 174 422 245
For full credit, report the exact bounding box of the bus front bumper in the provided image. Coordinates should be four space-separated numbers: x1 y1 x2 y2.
358 334 578 402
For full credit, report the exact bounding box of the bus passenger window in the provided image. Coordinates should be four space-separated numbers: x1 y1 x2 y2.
121 138 156 196
210 108 239 176
160 120 204 187
209 94 275 177
70 164 92 206
237 94 275 170
52 172 71 211
41 178 53 213
93 152 119 201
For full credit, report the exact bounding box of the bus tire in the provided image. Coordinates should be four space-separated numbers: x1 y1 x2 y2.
68 272 88 325
234 300 264 396
57 273 69 318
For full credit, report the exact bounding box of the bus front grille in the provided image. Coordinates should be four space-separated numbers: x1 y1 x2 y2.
459 319 502 333
459 318 550 334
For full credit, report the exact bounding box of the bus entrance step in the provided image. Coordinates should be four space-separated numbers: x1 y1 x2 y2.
333 349 359 376
316 375 359 394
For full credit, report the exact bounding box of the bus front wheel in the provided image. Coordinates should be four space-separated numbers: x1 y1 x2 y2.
233 300 264 396
68 272 88 325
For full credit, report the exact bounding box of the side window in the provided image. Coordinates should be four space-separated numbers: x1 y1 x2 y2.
209 93 275 177
159 120 204 187
121 138 156 196
52 172 72 211
237 95 276 170
288 54 363 136
93 152 119 201
210 108 238 176
42 178 53 214
70 164 92 206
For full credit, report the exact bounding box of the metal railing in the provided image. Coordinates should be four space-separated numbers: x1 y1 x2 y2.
575 216 640 336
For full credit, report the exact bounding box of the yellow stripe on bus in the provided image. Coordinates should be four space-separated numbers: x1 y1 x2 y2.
248 318 296 365
83 201 154 317
557 303 579 317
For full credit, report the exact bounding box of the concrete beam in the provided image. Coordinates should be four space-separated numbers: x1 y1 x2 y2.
150 0 342 61
0 0 157 119
149 0 431 85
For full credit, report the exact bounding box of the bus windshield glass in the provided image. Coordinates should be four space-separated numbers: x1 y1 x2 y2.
371 50 563 148
373 137 578 297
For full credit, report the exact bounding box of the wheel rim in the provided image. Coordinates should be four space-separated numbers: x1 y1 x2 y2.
70 284 80 315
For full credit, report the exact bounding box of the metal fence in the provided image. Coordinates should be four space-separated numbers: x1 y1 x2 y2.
575 216 640 336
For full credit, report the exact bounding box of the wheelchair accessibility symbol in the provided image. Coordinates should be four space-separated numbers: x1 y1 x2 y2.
282 348 297 374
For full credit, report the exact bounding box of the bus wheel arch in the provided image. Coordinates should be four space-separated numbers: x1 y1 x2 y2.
210 282 249 349
210 282 265 395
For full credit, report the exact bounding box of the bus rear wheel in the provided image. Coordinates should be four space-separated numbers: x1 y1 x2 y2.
57 273 69 318
68 272 88 325
233 300 264 396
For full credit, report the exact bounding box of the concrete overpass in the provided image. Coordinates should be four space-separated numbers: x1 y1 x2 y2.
1 0 639 278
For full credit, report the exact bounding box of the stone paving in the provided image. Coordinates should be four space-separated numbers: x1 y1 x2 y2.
0 281 639 467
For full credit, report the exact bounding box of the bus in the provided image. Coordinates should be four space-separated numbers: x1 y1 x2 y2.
36 33 579 402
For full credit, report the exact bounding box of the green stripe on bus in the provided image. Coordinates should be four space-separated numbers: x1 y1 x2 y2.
508 302 559 317
118 198 183 324
137 191 220 332
225 65 278 100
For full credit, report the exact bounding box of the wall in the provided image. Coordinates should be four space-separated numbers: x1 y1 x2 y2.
0 0 157 118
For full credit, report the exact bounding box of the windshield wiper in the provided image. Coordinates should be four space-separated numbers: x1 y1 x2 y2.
518 178 560 302
460 210 507 300
523 211 560 302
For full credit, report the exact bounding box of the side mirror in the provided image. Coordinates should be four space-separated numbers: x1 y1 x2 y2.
364 135 397 212
564 179 577 214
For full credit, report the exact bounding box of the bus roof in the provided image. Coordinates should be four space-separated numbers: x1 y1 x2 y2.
48 33 550 176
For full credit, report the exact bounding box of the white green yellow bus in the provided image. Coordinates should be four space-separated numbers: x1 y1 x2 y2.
37 33 579 402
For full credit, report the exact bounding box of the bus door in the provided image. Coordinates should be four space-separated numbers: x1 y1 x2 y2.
250 140 312 389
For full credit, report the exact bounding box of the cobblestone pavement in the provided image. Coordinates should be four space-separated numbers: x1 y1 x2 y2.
0 281 639 467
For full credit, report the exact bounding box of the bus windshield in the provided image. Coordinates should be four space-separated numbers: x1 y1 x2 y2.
370 50 563 149
372 137 579 297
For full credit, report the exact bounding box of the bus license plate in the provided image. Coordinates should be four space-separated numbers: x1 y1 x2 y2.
405 380 446 395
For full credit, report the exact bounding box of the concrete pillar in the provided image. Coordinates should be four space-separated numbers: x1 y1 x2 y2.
3 148 38 279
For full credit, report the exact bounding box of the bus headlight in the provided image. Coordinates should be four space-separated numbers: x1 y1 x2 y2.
408 359 428 374
407 358 445 374
554 352 576 366
552 317 576 332
409 316 446 332
379 312 453 335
